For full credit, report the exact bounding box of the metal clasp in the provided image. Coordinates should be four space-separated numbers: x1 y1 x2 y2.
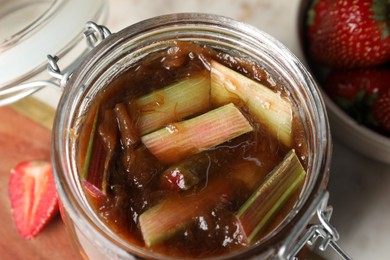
83 21 112 49
47 21 112 88
0 22 111 106
278 191 352 260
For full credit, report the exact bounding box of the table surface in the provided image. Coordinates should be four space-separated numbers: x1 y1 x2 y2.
9 0 390 259
0 100 82 260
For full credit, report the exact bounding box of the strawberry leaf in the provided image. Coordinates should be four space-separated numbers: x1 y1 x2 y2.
371 0 390 39
372 89 390 133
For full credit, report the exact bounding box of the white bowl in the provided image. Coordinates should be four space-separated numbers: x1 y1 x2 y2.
296 0 390 164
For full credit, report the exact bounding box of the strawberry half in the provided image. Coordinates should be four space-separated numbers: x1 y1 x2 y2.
9 161 59 239
372 88 390 134
307 0 390 68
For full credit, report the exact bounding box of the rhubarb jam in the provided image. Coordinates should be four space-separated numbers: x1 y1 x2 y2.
78 41 308 258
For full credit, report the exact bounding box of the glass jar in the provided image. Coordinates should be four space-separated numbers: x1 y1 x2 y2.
51 13 346 259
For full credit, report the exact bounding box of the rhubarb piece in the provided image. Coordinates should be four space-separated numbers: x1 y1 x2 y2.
139 157 263 247
114 102 144 188
98 109 118 194
135 75 211 135
82 180 106 202
124 145 165 188
8 161 59 239
228 161 268 191
99 109 118 154
114 103 139 148
85 137 108 193
210 60 293 147
81 110 111 195
141 103 253 163
139 175 236 247
81 109 99 180
235 150 306 244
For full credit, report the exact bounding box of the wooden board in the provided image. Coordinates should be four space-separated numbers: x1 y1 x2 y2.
0 100 82 260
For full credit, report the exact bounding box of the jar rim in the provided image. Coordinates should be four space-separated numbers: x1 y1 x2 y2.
52 13 331 259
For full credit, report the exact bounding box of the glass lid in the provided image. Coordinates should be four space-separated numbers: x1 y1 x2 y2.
0 0 107 92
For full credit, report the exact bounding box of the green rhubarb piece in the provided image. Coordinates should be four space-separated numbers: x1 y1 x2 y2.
228 161 268 191
98 109 118 194
210 60 293 147
141 103 253 164
139 171 237 247
135 75 211 135
114 103 139 148
139 157 267 247
81 108 115 195
81 109 99 179
236 149 306 244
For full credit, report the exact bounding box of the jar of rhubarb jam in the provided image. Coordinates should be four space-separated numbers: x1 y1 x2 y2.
51 13 350 260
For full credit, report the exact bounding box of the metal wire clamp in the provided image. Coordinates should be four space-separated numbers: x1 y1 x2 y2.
278 191 352 260
47 21 112 88
0 22 111 106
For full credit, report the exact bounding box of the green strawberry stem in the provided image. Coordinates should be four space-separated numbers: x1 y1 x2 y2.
141 103 253 164
135 74 211 135
235 149 306 244
371 0 390 39
210 60 293 147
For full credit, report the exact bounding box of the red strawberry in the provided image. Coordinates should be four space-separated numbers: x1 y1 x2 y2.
372 88 390 133
324 69 390 126
9 161 59 239
307 0 390 68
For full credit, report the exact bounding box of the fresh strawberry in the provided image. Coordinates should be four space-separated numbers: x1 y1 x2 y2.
307 0 390 68
372 88 390 133
9 161 59 239
324 69 390 127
